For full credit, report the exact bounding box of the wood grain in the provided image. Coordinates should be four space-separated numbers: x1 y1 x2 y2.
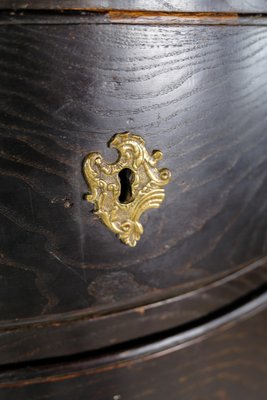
0 18 267 361
0 292 267 399
1 0 267 13
2 11 267 27
0 258 266 365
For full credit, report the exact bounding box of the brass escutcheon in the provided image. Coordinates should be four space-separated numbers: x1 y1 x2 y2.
83 132 171 247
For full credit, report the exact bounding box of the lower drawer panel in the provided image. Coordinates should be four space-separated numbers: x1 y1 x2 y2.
1 292 267 400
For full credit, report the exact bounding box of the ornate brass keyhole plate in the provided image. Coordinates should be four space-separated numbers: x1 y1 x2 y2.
83 132 171 247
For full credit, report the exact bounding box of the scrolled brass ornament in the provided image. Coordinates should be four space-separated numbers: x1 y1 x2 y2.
83 132 171 247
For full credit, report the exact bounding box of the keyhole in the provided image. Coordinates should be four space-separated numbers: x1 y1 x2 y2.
119 168 134 204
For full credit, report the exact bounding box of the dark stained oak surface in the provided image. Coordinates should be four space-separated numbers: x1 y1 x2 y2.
0 259 266 365
1 22 267 318
0 16 267 362
0 292 267 399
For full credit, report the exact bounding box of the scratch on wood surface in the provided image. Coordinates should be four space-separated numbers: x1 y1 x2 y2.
108 11 239 25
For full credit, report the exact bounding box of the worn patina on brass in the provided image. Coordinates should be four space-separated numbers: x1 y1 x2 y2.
83 132 171 247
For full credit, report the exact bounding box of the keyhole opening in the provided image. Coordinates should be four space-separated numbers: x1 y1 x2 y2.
119 168 134 204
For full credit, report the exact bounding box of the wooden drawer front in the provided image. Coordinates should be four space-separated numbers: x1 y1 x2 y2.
0 15 267 362
1 293 267 399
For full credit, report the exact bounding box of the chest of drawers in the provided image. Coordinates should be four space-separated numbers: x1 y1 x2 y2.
0 1 267 398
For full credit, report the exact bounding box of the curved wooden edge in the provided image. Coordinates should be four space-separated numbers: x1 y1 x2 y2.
1 288 267 388
0 257 267 366
0 256 266 330
0 0 267 13
1 11 267 26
